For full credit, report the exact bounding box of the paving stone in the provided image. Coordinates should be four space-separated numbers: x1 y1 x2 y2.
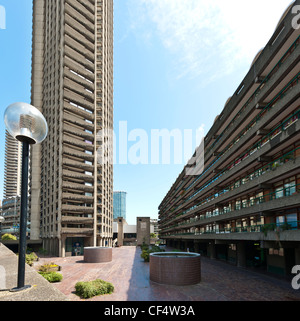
32 246 300 301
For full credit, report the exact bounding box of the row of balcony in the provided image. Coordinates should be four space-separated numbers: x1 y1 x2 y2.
163 221 300 238
171 75 300 216
161 146 300 228
161 183 300 236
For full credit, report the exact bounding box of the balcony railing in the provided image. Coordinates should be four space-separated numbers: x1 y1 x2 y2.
161 183 300 232
160 147 300 228
162 221 300 238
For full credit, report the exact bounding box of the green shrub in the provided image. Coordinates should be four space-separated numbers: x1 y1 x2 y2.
39 271 63 283
140 245 165 262
38 247 48 256
1 233 17 241
141 249 150 262
26 252 38 266
75 279 114 299
39 262 60 272
140 243 149 251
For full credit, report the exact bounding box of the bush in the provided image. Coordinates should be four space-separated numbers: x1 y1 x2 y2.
140 245 165 262
141 249 150 262
1 233 17 241
140 243 149 251
38 247 48 256
39 262 60 273
26 252 38 266
39 271 63 283
75 279 114 299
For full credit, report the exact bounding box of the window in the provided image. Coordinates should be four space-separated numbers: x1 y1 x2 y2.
275 187 284 199
284 182 296 196
286 213 298 229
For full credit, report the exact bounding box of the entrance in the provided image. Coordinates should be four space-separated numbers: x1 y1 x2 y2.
245 242 267 269
65 237 84 256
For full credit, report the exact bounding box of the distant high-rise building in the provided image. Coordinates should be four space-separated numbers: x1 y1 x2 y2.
3 130 22 199
1 131 22 237
30 0 114 256
113 191 127 220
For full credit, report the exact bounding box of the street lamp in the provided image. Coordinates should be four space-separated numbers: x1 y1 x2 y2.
4 102 48 291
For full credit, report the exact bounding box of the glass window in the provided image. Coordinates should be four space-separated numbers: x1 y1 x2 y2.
286 213 298 229
275 187 284 199
284 182 296 196
276 216 285 226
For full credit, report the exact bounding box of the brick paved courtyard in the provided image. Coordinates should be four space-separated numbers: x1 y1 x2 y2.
34 246 300 301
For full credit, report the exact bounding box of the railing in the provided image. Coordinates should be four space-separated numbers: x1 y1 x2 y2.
162 221 300 238
160 147 300 228
160 183 300 232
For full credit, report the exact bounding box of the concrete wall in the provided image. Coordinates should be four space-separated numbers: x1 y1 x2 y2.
136 217 150 246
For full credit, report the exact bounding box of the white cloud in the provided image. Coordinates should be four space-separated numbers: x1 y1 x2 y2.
128 0 294 83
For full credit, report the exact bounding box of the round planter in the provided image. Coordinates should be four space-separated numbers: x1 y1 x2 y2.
150 252 201 286
83 247 112 263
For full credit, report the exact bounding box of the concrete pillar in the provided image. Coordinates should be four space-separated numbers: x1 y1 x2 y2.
61 235 66 258
117 217 124 246
137 217 150 246
237 242 246 268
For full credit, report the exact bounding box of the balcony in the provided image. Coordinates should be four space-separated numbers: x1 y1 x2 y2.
161 183 300 234
162 221 300 242
61 227 94 235
61 216 94 224
61 204 94 214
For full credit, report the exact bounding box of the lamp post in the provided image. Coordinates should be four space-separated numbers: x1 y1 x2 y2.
4 102 48 291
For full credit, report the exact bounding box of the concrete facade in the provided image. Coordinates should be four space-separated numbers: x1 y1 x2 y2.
30 0 114 256
136 217 150 246
158 3 300 277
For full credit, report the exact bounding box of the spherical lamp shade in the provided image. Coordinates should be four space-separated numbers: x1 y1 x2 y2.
4 102 48 144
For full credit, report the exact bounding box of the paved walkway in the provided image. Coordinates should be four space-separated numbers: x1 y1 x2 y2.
33 246 300 301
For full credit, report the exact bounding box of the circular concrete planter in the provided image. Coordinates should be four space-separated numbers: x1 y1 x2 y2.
150 252 201 286
83 247 112 263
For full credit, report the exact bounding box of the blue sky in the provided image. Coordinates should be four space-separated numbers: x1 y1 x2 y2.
0 0 294 224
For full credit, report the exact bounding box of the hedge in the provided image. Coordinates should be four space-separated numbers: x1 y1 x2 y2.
39 271 63 283
75 279 114 299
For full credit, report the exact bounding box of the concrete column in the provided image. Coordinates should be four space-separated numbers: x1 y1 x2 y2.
61 235 66 258
237 242 246 268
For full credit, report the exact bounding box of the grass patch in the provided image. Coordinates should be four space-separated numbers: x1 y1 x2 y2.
75 279 114 299
39 271 63 283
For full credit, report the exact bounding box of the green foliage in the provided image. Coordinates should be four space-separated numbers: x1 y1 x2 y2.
141 249 150 262
38 247 48 256
75 279 114 299
1 233 17 241
26 252 38 266
39 262 60 272
140 245 165 262
39 271 63 283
